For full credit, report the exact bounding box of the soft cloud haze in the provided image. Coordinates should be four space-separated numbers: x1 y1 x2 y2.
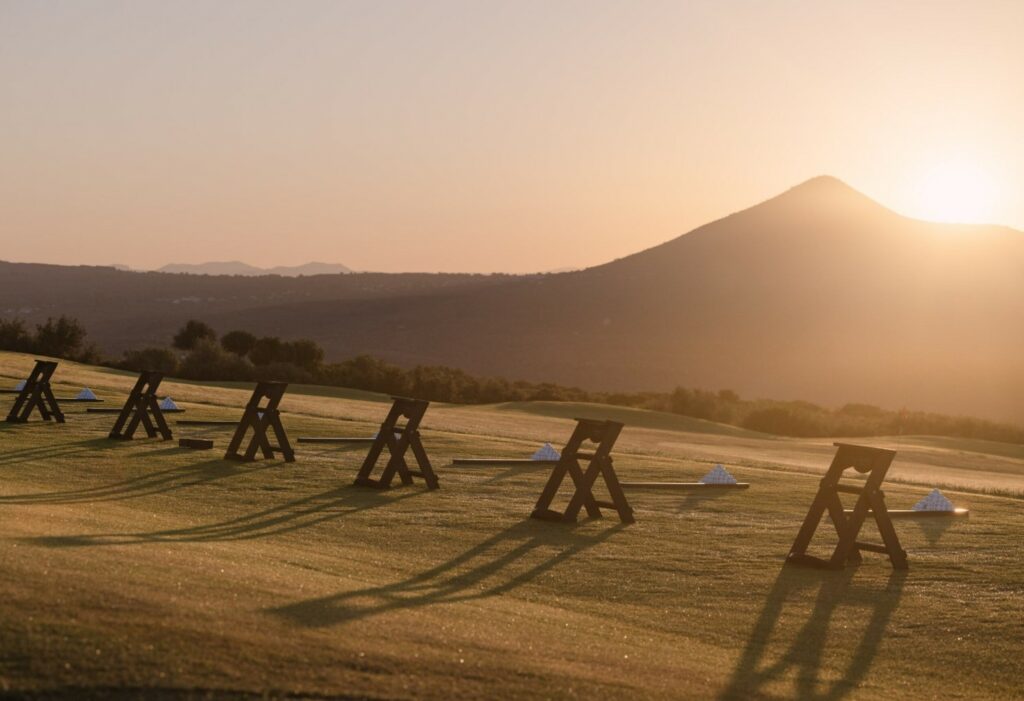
2 0 1022 272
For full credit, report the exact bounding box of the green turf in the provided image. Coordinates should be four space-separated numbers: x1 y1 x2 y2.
493 400 768 438
0 351 1022 699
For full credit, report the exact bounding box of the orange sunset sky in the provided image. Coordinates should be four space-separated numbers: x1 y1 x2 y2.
1 0 1022 273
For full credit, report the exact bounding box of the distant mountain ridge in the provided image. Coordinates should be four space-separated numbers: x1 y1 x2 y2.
156 261 352 276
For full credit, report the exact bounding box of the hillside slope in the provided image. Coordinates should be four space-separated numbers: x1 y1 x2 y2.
189 177 1024 422
2 176 1022 422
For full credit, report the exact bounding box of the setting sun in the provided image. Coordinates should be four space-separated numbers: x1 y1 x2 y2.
910 160 1000 224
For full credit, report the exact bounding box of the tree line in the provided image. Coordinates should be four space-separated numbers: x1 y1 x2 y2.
1 314 1022 444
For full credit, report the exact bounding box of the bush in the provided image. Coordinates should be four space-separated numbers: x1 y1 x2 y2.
178 340 253 381
121 347 180 375
0 318 33 353
741 406 829 437
249 337 285 366
33 316 88 359
288 339 325 372
255 361 315 383
173 320 217 351
318 355 410 396
220 330 257 357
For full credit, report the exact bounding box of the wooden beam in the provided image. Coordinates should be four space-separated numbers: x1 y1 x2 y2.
88 407 185 414
177 420 238 426
619 481 750 489
179 438 214 450
452 458 557 464
844 508 969 518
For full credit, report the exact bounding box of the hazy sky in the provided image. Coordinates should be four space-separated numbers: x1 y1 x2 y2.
2 1 1022 273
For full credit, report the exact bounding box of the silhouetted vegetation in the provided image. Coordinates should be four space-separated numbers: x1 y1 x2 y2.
172 320 217 350
220 330 257 356
1 314 1022 444
0 315 98 363
120 347 180 375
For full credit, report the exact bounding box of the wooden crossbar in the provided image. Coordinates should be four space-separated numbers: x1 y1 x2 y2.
353 397 439 490
5 360 64 424
107 371 173 441
531 418 634 525
89 407 184 414
223 382 295 463
619 481 750 490
297 436 376 444
844 508 969 519
451 458 559 466
787 443 908 570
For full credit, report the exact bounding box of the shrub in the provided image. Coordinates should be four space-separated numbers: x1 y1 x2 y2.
220 330 257 357
0 318 33 353
121 347 180 375
318 355 410 396
249 336 285 366
172 320 217 351
288 339 325 372
33 316 88 359
741 406 829 437
255 361 314 383
178 340 253 381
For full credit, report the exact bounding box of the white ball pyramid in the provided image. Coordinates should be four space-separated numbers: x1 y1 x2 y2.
532 443 561 460
700 464 738 485
913 488 955 512
76 387 98 400
159 397 179 411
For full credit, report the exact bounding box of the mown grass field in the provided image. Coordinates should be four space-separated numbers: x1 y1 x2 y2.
0 351 1022 700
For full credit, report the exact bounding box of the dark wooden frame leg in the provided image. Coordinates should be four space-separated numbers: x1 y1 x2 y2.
787 443 908 570
531 419 635 525
223 382 295 464
353 397 439 490
109 371 172 441
5 360 64 424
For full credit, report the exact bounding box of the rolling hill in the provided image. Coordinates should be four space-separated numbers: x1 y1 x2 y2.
2 176 1022 422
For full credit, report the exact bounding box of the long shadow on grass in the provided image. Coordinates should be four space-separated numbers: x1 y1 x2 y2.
911 518 955 545
0 437 116 466
449 462 550 486
720 567 906 701
270 519 626 627
28 485 422 545
0 456 275 506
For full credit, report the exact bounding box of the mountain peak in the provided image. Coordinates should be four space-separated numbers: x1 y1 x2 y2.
780 175 865 200
758 175 891 220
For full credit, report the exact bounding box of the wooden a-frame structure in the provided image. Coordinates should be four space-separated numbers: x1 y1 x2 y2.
531 418 634 524
108 371 172 440
354 397 439 490
5 360 64 424
223 382 295 463
787 443 908 570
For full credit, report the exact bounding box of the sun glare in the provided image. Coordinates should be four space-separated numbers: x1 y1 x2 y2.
910 161 999 225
